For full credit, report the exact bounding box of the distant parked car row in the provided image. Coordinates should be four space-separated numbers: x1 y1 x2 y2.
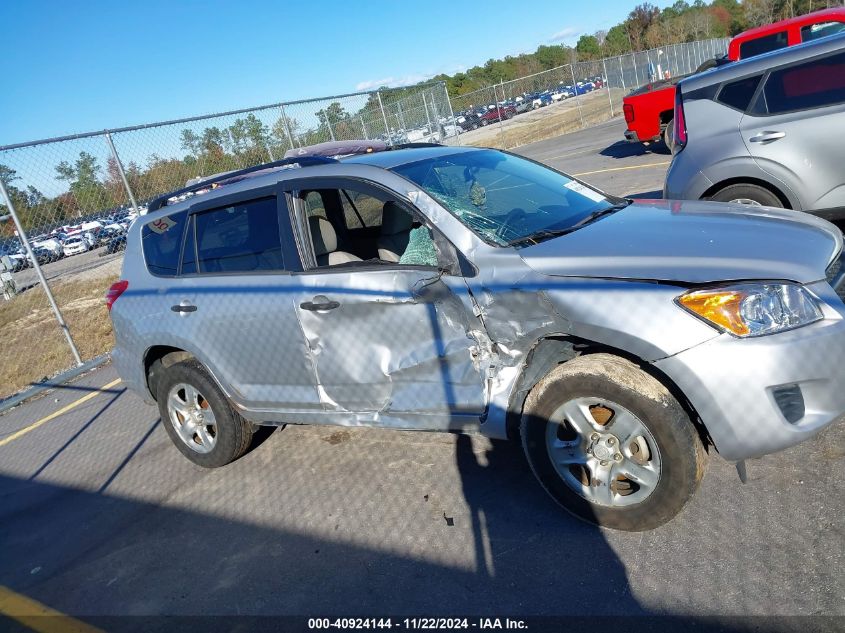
0 211 136 272
455 76 606 130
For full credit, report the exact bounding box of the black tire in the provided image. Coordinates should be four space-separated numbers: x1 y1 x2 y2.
662 119 674 150
520 354 707 531
481 119 488 126
708 183 783 207
156 359 254 468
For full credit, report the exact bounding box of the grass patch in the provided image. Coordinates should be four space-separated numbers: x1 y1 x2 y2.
0 276 116 399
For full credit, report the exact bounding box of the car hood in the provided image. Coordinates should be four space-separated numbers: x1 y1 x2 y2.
518 199 842 284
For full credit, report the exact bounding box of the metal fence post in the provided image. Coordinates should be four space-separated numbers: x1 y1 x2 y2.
0 178 82 366
104 133 139 215
279 104 296 151
322 112 335 141
442 82 461 146
632 53 640 87
618 56 626 92
495 81 506 146
421 92 433 137
570 65 584 127
602 58 614 117
377 90 392 145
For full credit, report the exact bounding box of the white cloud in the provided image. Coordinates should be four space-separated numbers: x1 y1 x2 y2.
355 73 438 91
549 26 579 42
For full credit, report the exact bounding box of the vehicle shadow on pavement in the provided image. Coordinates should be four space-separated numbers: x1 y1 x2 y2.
600 140 670 159
28 387 128 481
0 469 755 632
454 431 644 612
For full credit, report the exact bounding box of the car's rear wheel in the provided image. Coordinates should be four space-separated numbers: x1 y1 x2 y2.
156 360 254 468
481 119 488 126
708 183 783 207
521 354 707 531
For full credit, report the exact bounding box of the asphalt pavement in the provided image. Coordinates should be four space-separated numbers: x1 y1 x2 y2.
1 120 842 628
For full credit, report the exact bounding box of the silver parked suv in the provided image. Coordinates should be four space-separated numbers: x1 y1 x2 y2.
109 142 845 530
665 32 845 218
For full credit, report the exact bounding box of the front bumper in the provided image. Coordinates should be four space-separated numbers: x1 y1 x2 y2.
654 281 845 461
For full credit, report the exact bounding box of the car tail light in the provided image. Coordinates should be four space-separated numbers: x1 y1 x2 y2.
105 280 128 311
673 87 687 151
623 103 634 123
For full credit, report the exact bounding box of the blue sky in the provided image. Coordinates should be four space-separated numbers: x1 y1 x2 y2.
0 0 675 146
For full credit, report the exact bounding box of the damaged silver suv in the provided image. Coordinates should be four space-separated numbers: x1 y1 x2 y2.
109 142 845 531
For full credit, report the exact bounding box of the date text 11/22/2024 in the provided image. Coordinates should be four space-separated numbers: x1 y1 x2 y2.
307 618 528 630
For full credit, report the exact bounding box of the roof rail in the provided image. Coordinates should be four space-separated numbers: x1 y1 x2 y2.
389 142 443 150
148 156 337 213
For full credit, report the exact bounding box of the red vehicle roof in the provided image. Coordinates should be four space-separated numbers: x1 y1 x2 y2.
728 7 845 59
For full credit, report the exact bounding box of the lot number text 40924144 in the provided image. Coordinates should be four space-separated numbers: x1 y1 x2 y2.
307 618 528 630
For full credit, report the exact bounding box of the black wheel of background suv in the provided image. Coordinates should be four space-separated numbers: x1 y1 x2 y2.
520 354 707 531
156 359 255 468
708 183 783 208
662 119 674 151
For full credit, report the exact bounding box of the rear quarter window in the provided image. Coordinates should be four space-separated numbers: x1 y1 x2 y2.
717 75 763 111
141 211 187 276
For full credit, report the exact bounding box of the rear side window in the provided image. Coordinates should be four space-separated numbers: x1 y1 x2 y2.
739 31 788 59
762 51 845 114
717 75 763 111
142 211 187 276
801 21 845 42
194 196 284 273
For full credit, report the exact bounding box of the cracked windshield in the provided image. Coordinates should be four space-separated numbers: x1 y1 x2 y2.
393 149 615 246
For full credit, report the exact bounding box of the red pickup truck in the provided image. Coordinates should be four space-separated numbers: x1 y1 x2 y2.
622 7 845 148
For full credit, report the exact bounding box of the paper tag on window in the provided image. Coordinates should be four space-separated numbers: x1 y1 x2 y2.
564 180 606 203
148 216 178 234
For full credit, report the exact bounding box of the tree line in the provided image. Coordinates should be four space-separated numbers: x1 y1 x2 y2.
0 99 418 239
434 0 840 96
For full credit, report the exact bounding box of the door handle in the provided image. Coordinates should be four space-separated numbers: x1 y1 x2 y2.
300 295 340 312
171 302 197 313
749 131 785 143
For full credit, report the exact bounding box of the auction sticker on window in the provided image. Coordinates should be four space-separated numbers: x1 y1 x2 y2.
148 216 178 234
564 180 605 202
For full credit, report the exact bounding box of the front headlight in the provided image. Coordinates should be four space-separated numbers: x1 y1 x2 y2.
677 282 823 337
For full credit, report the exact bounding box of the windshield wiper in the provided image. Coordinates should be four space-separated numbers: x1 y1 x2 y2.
508 200 631 247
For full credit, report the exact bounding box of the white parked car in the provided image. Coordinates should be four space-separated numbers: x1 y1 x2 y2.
62 235 89 256
32 237 65 260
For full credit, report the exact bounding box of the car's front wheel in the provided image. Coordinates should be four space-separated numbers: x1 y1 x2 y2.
521 354 707 531
156 359 255 468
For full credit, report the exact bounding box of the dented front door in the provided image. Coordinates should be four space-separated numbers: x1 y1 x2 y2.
292 267 487 430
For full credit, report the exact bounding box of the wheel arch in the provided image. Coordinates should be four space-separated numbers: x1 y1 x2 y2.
702 177 793 209
505 335 713 451
144 345 197 402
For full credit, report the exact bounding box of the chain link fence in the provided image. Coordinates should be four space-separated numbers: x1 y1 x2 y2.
0 82 456 402
451 38 729 150
0 38 727 402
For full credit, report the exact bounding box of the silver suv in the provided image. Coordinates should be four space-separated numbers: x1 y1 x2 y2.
665 32 845 218
109 144 845 531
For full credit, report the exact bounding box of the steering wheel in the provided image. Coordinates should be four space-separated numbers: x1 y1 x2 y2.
495 208 529 242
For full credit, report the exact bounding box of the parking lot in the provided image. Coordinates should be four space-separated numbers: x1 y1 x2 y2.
1 120 843 627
